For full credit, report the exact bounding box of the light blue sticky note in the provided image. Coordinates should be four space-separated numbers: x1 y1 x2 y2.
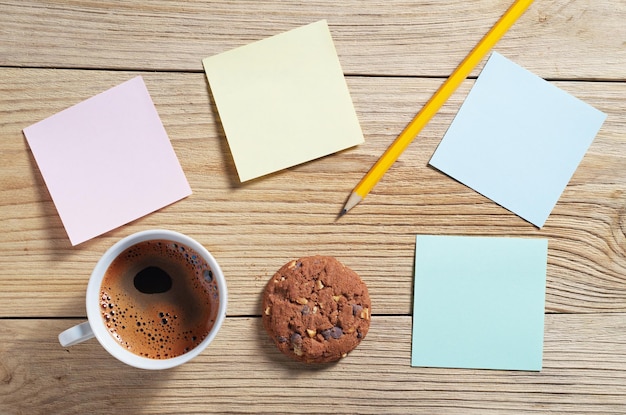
411 235 548 371
429 52 607 228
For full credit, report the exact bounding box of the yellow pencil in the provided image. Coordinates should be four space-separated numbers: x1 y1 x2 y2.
340 0 534 216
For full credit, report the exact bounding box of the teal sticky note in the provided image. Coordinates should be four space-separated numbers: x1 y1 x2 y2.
429 52 607 228
411 235 548 371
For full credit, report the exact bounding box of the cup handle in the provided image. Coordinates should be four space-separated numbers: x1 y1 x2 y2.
59 321 95 347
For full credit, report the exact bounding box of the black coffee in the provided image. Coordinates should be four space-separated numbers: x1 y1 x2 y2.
100 239 220 359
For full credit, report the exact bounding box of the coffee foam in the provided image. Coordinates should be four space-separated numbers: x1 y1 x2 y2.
100 240 220 359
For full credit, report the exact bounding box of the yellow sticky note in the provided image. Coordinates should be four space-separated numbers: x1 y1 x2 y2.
203 20 364 182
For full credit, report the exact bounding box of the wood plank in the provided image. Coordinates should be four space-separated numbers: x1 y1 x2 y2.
1 315 625 414
1 68 625 317
0 1 624 79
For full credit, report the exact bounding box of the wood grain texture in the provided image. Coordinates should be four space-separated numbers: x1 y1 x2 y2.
1 315 626 414
1 0 625 413
0 1 624 79
1 68 624 317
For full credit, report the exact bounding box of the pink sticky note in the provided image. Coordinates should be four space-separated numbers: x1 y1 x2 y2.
23 76 191 245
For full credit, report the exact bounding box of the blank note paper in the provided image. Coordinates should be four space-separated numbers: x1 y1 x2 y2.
23 76 191 245
412 235 548 371
429 52 607 228
202 20 364 182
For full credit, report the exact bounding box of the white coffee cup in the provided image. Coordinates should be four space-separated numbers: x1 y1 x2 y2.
59 230 228 370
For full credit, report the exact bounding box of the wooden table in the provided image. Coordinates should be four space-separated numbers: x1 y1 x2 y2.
1 1 625 413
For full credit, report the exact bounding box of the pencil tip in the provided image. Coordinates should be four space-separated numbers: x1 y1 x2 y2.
338 192 362 220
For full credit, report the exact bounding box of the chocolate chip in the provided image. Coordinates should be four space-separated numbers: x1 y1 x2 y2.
321 327 343 340
329 326 343 339
301 305 311 315
277 336 288 343
352 304 363 316
290 333 302 345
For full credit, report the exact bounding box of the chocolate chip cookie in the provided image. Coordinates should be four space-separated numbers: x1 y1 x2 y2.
262 256 371 363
